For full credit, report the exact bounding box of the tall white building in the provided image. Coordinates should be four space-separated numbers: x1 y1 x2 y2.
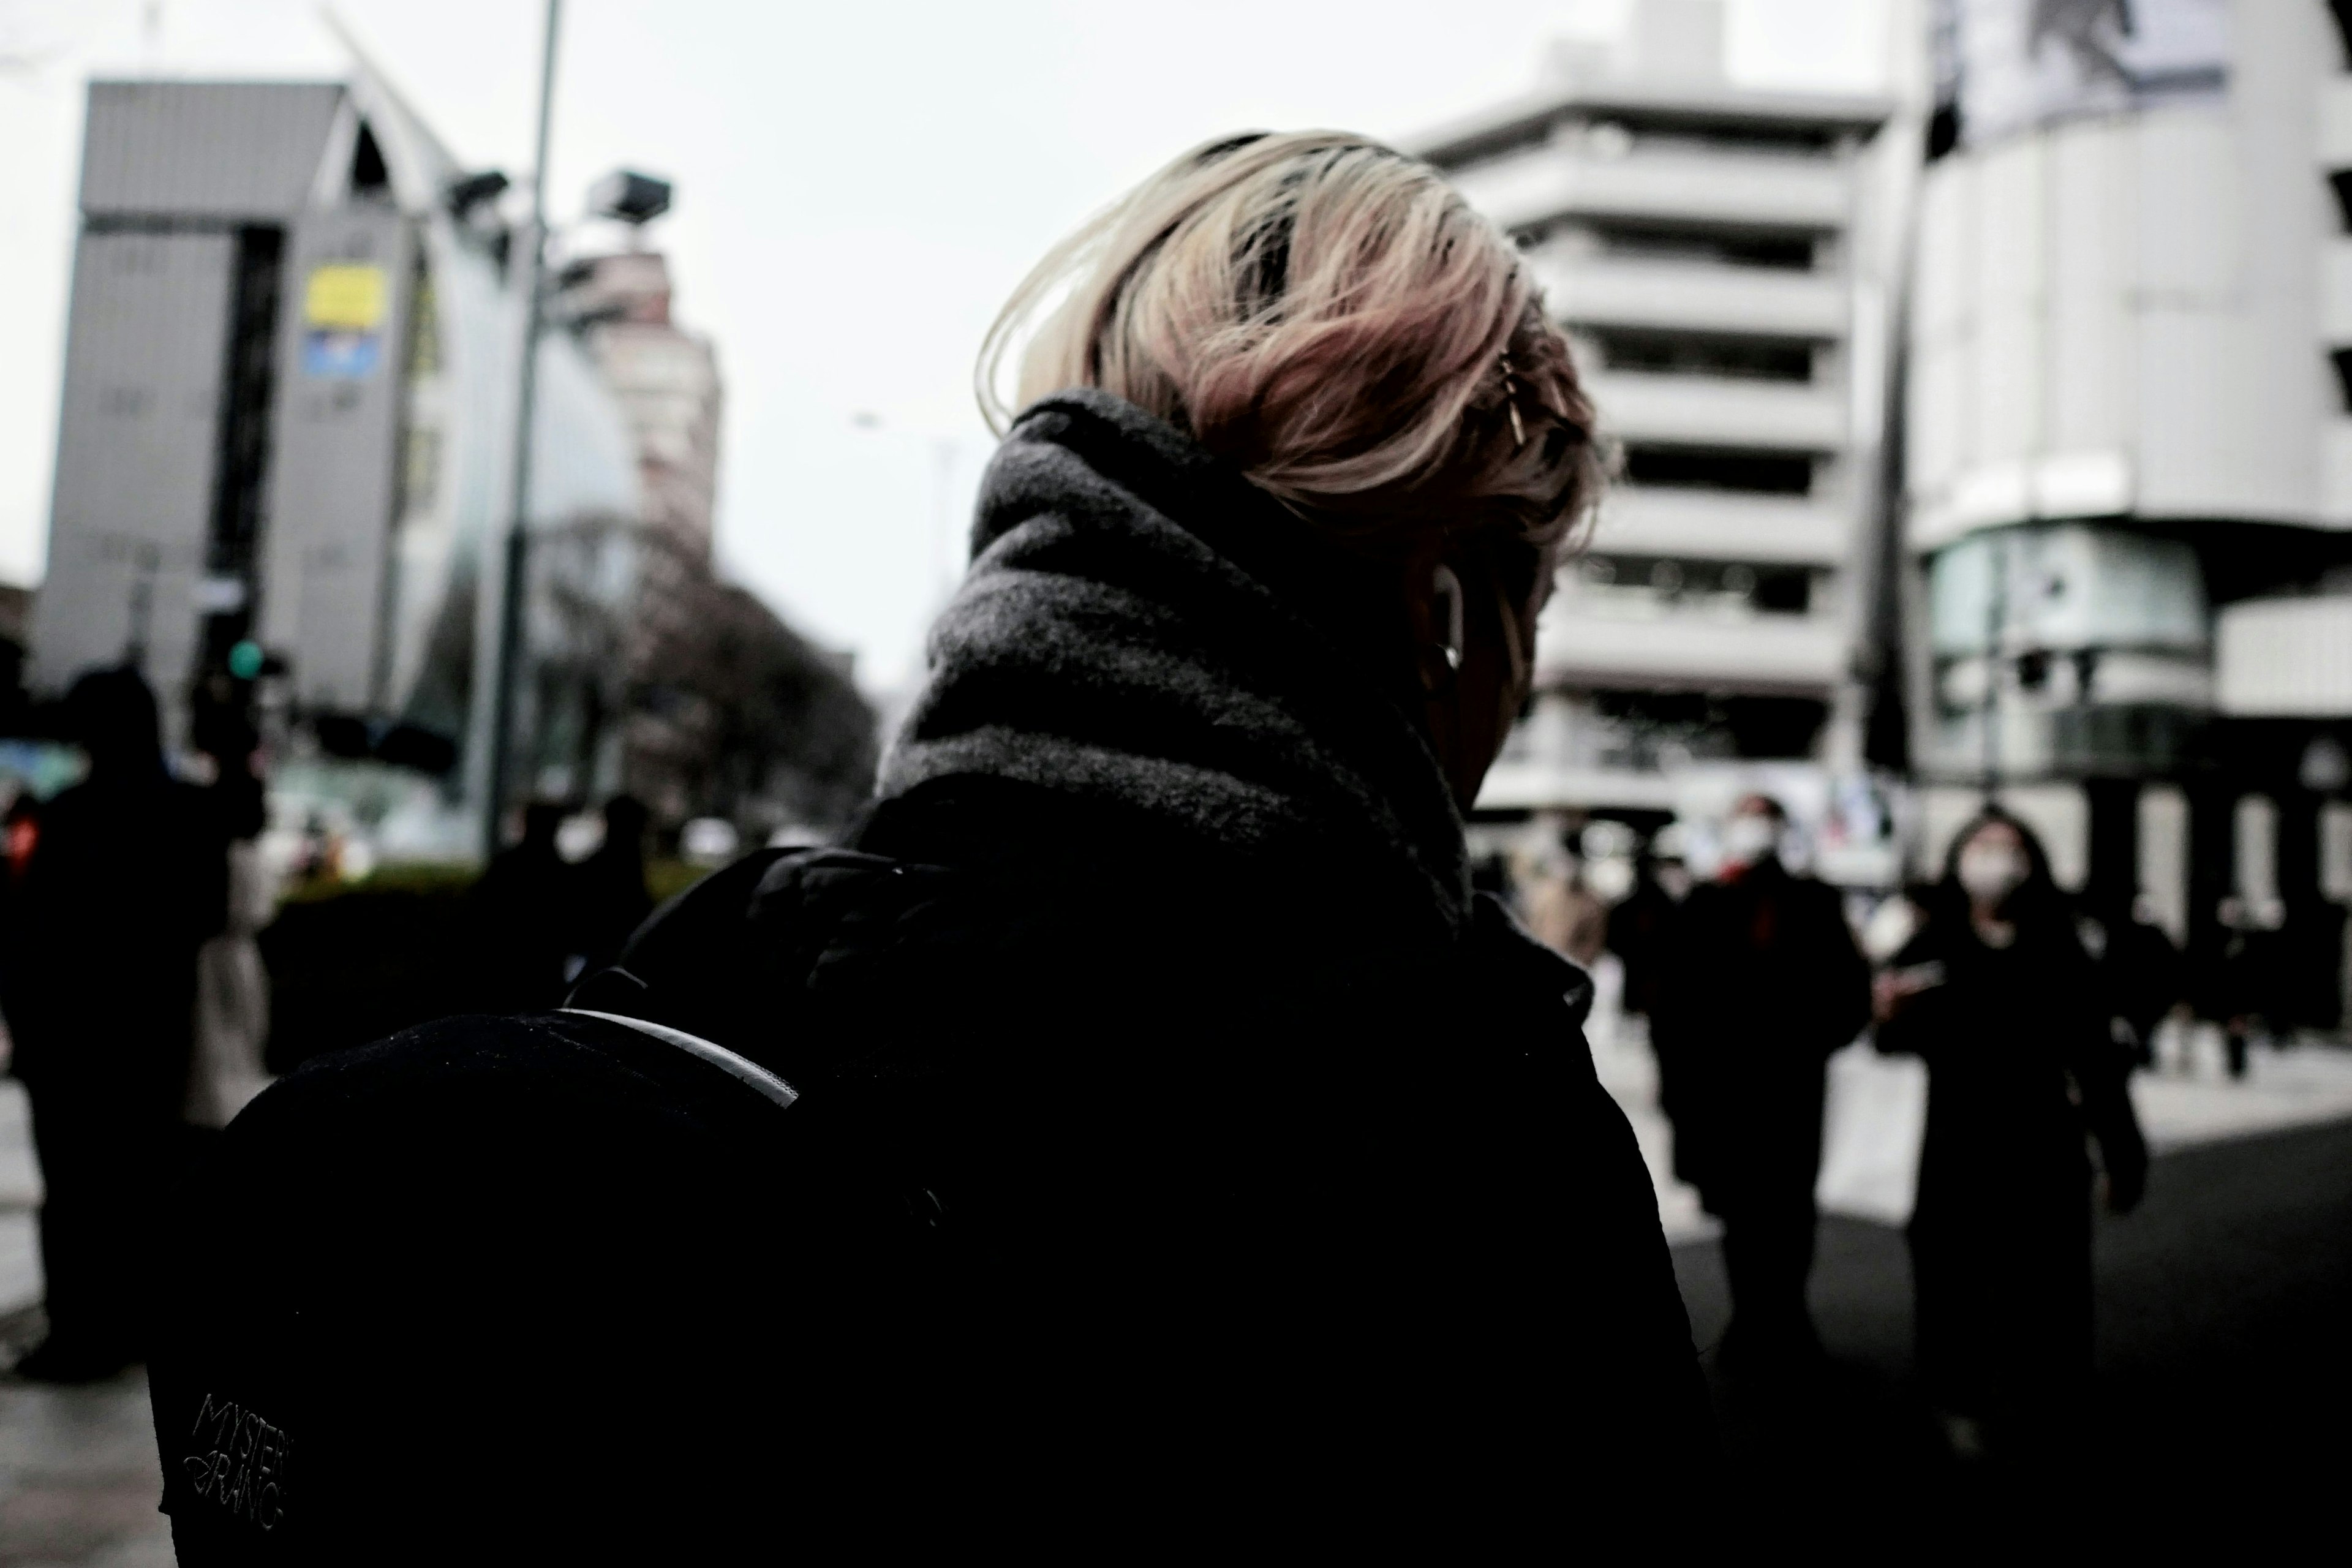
1907 0 2352 1024
1414 0 1917 872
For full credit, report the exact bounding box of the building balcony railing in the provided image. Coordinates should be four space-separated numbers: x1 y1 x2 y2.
1921 704 2206 783
2217 594 2352 717
1533 598 1845 693
1586 485 1852 565
2322 235 2352 344
1474 759 1683 812
2324 422 2352 526
1586 370 1847 452
1449 146 1852 236
2321 72 2352 168
1532 254 1847 340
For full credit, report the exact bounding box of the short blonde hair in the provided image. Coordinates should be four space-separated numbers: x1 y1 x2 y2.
978 130 1601 557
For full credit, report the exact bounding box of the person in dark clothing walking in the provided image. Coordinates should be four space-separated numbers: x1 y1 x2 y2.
570 794 652 973
2084 892 2180 1073
2206 897 2275 1080
151 130 1711 1558
465 800 573 1011
1652 793 1870 1368
1875 807 2147 1460
1606 841 1684 1020
2 668 225 1381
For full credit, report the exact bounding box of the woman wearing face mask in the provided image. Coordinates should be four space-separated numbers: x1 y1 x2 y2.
1874 807 2147 1460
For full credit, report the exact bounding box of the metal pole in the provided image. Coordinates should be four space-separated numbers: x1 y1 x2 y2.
483 0 563 862
1980 530 2005 801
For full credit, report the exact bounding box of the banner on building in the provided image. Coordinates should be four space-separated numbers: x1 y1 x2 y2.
301 262 387 379
1932 0 2228 154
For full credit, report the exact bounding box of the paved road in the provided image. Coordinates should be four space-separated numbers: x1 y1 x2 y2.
0 1084 171 1567
1673 1116 2352 1538
0 1351 169 1568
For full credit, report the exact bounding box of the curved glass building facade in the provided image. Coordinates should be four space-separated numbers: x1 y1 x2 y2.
39 66 639 858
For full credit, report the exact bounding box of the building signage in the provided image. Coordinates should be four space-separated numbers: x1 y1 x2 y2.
1934 0 2228 153
301 262 386 379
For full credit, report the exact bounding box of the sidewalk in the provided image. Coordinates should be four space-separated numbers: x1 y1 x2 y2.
0 1087 173 1567
1582 954 2352 1241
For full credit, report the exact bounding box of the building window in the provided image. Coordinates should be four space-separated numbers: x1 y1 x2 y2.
2331 347 2352 413
1622 445 1815 496
1593 119 1843 160
1587 326 1814 382
405 268 440 379
2326 170 2352 233
402 428 442 513
1586 218 1817 270
1578 553 1811 616
1586 689 1830 764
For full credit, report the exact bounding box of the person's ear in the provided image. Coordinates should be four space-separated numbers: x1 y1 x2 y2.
1411 562 1464 694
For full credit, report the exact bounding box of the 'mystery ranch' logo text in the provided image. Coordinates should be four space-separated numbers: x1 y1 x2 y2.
184 1392 290 1531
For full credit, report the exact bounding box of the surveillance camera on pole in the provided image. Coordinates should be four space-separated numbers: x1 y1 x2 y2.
589 170 673 227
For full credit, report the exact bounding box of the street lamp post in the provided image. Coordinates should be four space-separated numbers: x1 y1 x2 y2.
1980 530 2007 802
482 0 564 863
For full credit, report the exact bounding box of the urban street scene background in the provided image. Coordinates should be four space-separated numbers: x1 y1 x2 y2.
1 0 2351 1555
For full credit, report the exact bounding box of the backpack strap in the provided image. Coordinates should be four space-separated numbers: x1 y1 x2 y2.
560 1007 799 1110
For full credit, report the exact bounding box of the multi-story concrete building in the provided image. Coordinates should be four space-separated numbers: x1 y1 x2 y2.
1907 0 2352 1023
556 244 726 818
37 67 640 854
560 247 722 567
1415 0 1917 876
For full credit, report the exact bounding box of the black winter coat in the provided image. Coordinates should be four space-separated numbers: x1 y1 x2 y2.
1877 912 2147 1414
1649 858 1869 1207
152 391 1710 1558
4 769 227 1110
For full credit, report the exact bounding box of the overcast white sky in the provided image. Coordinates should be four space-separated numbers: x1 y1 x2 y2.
0 0 1890 695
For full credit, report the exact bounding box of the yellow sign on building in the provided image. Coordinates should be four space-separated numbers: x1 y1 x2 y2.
303 263 387 331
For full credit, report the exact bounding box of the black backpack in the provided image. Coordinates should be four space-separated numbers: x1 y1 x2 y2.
147 1000 952 1562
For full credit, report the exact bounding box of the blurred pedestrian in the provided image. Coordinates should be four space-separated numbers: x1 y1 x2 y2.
1875 807 2147 1460
153 130 1711 1557
1606 836 1684 1019
467 801 573 1011
2082 891 2180 1074
571 794 653 974
184 675 272 1128
1652 793 1869 1371
1 668 226 1381
2206 897 2275 1079
1524 861 1607 967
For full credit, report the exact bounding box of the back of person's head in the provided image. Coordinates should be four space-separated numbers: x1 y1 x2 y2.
980 131 1603 567
521 802 566 849
64 665 164 782
603 794 649 841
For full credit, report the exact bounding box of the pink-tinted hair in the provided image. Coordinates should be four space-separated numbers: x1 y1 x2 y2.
978 130 1603 556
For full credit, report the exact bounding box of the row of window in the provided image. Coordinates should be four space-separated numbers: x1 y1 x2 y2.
1523 215 1823 272
1580 326 1819 383
1572 553 1813 616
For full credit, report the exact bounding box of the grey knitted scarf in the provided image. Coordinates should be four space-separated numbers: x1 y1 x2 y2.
878 390 1471 944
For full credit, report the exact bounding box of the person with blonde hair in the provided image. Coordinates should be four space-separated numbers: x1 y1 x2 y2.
152 132 1708 1558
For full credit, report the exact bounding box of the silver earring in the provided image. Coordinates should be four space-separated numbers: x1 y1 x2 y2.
1431 564 1464 673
